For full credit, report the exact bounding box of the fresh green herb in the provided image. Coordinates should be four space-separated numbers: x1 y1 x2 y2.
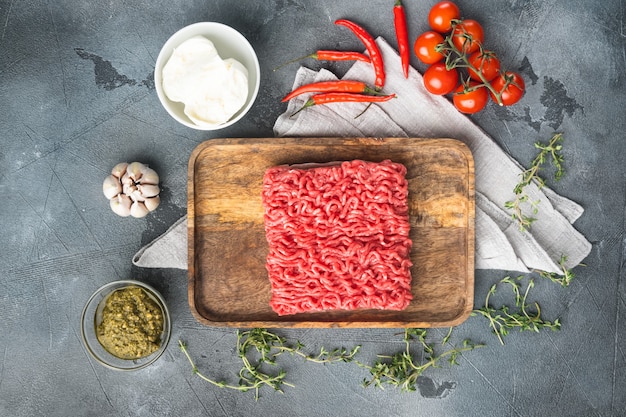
536 255 582 287
237 328 360 364
179 328 360 400
358 328 482 392
179 339 290 398
504 193 540 231
505 132 565 231
472 276 561 345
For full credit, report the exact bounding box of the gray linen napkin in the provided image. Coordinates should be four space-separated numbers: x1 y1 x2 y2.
132 215 187 268
133 37 591 274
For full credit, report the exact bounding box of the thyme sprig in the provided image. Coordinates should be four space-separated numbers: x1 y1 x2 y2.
358 328 483 392
179 328 360 400
505 132 566 231
536 255 580 287
237 328 360 365
472 276 561 345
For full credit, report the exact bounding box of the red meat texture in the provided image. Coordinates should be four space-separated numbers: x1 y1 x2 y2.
261 159 413 316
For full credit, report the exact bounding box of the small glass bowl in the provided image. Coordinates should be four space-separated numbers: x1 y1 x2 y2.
81 280 171 371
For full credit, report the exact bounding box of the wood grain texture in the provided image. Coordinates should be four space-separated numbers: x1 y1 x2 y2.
187 137 474 328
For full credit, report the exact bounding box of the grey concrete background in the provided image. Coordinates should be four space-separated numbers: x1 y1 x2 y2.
1 0 624 416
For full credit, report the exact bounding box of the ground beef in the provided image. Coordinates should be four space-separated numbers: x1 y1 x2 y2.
261 159 413 316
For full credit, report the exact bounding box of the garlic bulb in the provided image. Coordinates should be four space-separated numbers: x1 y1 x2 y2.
103 162 160 218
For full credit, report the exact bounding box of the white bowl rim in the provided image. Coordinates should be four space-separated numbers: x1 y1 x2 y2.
154 22 261 131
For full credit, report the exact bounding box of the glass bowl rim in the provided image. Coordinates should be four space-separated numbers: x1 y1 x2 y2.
80 279 171 371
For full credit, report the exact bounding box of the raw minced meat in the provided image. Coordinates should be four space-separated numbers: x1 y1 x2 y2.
261 159 413 316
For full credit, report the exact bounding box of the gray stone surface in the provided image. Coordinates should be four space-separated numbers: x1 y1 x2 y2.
1 0 624 416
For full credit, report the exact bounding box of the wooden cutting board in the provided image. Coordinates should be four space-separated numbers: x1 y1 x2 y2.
188 137 474 328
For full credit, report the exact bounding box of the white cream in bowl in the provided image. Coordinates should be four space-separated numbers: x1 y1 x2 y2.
161 35 249 128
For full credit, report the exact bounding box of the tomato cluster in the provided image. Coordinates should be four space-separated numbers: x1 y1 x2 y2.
414 1 525 114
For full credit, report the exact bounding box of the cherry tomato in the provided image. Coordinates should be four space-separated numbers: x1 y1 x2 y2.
452 19 484 54
453 82 489 114
428 1 461 33
423 62 459 95
468 50 501 82
490 71 526 106
414 31 446 64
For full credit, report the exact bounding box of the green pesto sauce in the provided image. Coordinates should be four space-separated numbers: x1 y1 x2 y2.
96 286 164 360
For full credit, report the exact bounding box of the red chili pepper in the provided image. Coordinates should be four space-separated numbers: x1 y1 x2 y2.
273 50 371 71
282 80 383 102
393 0 410 78
291 92 396 117
335 19 386 90
315 50 371 63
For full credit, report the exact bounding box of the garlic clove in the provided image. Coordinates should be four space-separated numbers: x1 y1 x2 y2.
144 195 160 212
138 184 160 198
140 167 159 185
130 201 150 218
122 171 134 186
127 162 146 182
102 175 122 199
110 194 132 217
122 182 135 197
111 162 128 179
130 188 146 202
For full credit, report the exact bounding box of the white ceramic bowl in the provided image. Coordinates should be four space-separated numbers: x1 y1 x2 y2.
154 22 260 130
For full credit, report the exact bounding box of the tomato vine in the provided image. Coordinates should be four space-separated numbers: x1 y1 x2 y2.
415 1 526 113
